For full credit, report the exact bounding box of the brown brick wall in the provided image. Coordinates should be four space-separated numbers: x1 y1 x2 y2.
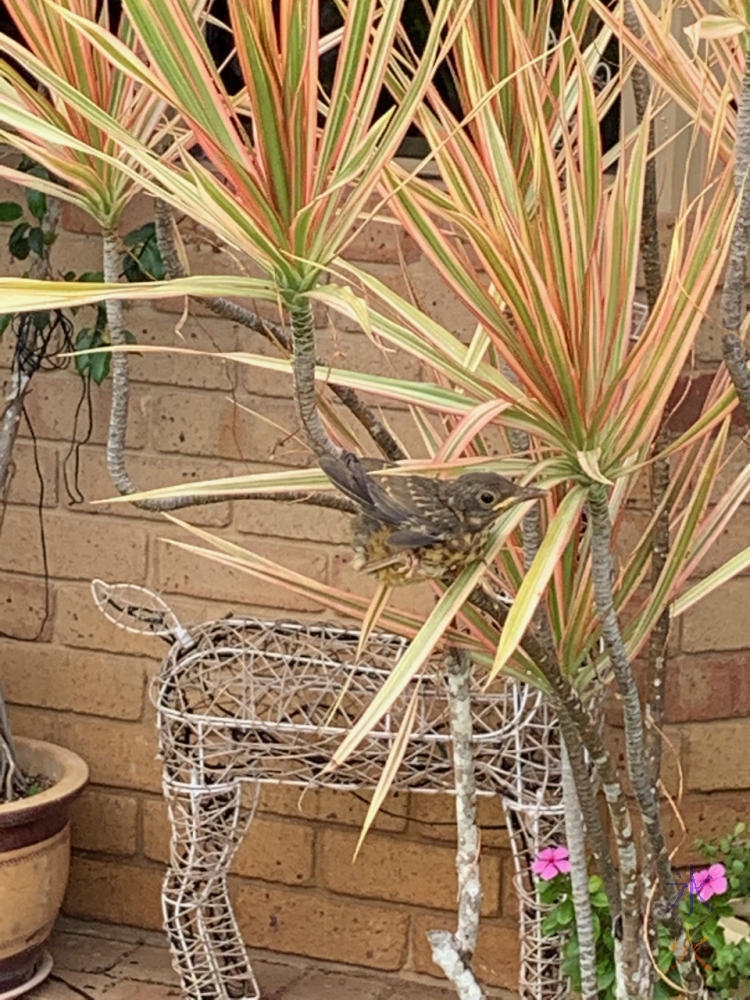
0 183 748 990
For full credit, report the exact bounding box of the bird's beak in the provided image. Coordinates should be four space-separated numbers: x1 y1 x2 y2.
517 484 546 501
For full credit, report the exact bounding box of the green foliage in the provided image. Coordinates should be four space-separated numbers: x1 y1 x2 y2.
122 222 165 282
0 201 22 222
538 873 618 998
685 822 750 998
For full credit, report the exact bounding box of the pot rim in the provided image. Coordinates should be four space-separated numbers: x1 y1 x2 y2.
0 737 88 825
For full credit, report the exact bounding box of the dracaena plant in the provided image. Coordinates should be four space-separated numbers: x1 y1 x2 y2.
1 2 749 998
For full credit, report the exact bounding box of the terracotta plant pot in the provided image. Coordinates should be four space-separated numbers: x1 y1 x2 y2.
0 738 88 998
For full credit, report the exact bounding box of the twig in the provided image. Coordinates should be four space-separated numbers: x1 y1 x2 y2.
427 647 486 1000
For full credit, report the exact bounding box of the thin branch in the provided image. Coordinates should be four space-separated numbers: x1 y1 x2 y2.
721 50 750 418
153 200 406 461
428 647 486 1000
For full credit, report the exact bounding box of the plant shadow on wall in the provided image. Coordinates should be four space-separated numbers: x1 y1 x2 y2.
2 2 750 1000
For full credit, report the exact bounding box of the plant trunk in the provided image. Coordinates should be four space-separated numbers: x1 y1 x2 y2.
562 743 599 999
721 50 750 416
427 648 485 1000
287 298 340 459
153 200 404 461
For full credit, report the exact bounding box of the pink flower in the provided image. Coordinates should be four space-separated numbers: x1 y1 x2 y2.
532 845 571 880
692 863 728 901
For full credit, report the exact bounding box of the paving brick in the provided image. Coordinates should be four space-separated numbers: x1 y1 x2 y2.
319 829 500 915
0 572 53 640
63 858 164 930
604 722 683 798
714 434 750 500
21 371 149 447
231 881 409 971
49 932 136 974
681 578 750 652
0 508 148 583
407 794 510 850
501 854 520 921
235 495 350 544
667 372 747 434
55 715 161 792
692 506 750 577
339 197 421 265
664 654 748 723
150 389 307 465
410 915 520 990
143 798 314 885
154 529 327 612
112 944 180 985
282 970 386 1000
6 704 58 743
249 959 305 998
316 788 408 833
68 446 232 527
71 789 138 857
124 304 240 390
0 642 146 719
685 718 750 791
406 256 484 344
662 793 750 865
90 982 182 1000
5 440 58 507
54 583 161 657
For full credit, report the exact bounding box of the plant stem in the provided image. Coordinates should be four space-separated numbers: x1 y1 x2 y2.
153 200 405 461
103 227 354 513
587 483 674 994
427 648 486 1000
562 742 599 1000
288 298 340 458
721 50 750 417
467 587 622 920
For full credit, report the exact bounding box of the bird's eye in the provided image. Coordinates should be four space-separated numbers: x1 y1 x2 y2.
480 491 496 505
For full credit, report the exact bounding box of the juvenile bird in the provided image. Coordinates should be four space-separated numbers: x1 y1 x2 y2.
321 451 544 585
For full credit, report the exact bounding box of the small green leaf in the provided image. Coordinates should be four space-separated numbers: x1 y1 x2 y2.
78 271 104 283
26 189 47 221
0 202 22 222
9 221 30 260
123 222 156 246
28 226 44 256
89 349 110 385
31 311 50 332
0 314 12 336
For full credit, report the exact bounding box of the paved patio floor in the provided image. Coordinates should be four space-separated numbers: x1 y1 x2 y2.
28 918 515 1000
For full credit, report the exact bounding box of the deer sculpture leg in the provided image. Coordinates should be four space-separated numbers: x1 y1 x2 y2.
162 780 259 1000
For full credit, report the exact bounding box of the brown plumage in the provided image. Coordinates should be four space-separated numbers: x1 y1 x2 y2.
321 451 544 585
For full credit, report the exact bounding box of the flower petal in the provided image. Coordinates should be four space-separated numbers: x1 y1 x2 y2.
540 862 559 880
538 847 557 862
555 858 572 874
552 846 570 862
711 876 728 896
708 863 727 879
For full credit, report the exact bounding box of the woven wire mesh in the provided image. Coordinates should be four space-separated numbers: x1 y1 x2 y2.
94 582 571 1000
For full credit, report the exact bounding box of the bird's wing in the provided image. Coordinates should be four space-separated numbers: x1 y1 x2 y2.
385 528 443 549
320 453 411 525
